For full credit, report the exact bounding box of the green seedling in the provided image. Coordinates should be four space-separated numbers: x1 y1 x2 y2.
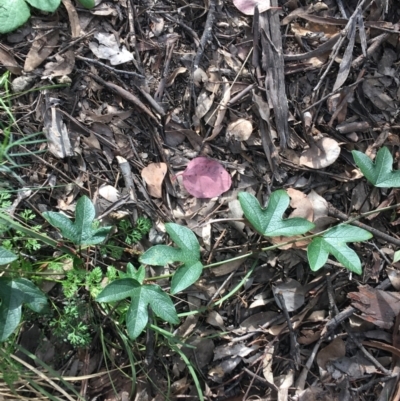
307 225 373 275
352 146 400 187
139 223 204 294
96 263 179 340
43 196 112 246
238 190 315 236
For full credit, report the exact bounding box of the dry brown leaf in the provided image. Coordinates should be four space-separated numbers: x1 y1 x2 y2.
206 311 226 330
166 67 187 87
43 50 75 78
348 285 400 329
299 137 340 169
0 47 22 75
316 337 346 370
24 29 60 72
141 163 167 198
226 118 253 141
61 0 81 38
287 188 313 221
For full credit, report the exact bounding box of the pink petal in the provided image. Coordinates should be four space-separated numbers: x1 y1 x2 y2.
182 157 232 198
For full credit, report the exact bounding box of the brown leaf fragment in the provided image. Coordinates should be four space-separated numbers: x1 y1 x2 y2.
61 0 81 38
348 285 400 329
24 29 60 72
42 93 73 159
0 48 22 75
363 77 398 115
43 50 75 78
316 337 346 370
141 163 167 198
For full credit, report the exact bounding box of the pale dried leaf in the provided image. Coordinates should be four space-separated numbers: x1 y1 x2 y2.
300 137 340 169
307 190 328 221
226 118 253 141
193 68 208 87
195 90 214 119
141 163 168 198
287 188 313 221
213 343 259 361
273 278 305 312
89 32 134 65
99 185 120 203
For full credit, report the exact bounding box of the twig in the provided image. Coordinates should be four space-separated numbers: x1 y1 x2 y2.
193 0 216 71
243 367 279 392
352 31 394 69
276 292 300 370
87 73 159 122
76 55 145 79
164 13 200 47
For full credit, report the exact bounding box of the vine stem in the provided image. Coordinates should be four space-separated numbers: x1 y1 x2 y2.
148 201 400 282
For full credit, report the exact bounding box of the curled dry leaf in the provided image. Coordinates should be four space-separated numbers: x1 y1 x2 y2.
300 137 340 169
181 157 232 199
141 162 167 198
166 67 187 87
226 118 253 141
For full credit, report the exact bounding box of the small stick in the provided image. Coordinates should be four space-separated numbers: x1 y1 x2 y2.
276 292 300 370
193 0 216 71
328 203 400 247
76 56 145 79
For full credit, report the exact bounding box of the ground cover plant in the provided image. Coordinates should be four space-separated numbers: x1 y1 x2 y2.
1 0 400 399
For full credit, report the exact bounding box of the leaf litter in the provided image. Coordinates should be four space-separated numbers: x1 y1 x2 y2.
2 0 400 399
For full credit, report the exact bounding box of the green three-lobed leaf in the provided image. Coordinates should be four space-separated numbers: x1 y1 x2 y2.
0 247 17 265
307 225 373 275
0 0 61 34
96 279 179 340
43 196 112 246
139 223 203 294
352 147 400 187
238 190 315 237
0 278 47 342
